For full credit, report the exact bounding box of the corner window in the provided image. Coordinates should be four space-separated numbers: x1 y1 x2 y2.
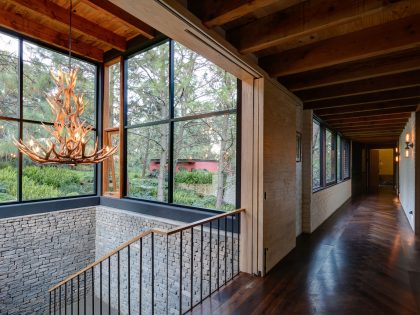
0 31 97 204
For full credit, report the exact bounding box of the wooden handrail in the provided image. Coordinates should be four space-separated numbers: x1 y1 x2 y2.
48 208 245 292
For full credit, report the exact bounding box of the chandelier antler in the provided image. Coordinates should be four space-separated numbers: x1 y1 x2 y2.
14 68 117 165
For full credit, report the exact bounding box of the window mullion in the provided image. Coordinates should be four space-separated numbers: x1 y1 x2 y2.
168 39 175 204
18 38 23 202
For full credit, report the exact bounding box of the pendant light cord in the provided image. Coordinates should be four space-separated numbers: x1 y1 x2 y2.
68 0 72 71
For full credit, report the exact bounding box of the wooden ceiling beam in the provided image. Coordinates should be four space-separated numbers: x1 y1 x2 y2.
200 0 303 28
315 101 418 116
305 91 420 110
82 0 155 39
281 49 420 91
328 116 410 127
296 70 420 102
261 14 420 77
0 7 103 61
9 0 127 51
231 0 420 54
319 106 417 120
339 125 406 132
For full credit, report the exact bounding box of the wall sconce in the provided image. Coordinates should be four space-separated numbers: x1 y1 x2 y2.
405 132 414 157
395 147 399 162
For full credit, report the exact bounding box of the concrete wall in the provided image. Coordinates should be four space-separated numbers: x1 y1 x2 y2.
0 207 96 315
263 79 297 273
311 181 352 232
399 112 416 230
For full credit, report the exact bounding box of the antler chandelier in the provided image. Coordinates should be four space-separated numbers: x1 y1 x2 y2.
14 69 117 165
14 0 116 165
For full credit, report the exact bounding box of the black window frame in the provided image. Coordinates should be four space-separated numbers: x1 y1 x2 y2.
312 115 350 193
122 38 241 213
0 27 100 206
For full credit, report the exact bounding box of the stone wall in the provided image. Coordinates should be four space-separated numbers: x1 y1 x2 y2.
0 207 96 315
94 206 239 315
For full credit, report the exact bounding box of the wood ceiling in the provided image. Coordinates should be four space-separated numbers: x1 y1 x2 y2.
187 0 420 145
0 0 157 62
0 0 418 145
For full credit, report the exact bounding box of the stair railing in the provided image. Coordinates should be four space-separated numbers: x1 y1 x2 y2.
48 208 244 314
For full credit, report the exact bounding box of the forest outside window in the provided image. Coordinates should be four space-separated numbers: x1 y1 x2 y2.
0 31 97 204
312 117 350 192
125 40 238 211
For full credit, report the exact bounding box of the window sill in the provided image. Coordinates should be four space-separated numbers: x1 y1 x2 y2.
312 177 351 194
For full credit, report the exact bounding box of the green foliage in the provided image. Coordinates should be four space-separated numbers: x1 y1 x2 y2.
0 164 93 202
174 170 212 184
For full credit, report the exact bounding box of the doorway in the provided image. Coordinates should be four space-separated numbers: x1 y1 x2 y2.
369 149 394 193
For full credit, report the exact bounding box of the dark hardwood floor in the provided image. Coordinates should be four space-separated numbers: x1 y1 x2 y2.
190 189 420 315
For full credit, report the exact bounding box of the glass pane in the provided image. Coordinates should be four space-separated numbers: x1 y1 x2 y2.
23 41 96 125
127 42 169 125
325 129 336 183
0 120 18 202
105 132 120 193
312 121 321 189
106 63 120 127
22 123 95 200
337 135 342 181
343 141 350 178
174 42 237 117
173 114 236 211
127 124 169 202
0 32 19 118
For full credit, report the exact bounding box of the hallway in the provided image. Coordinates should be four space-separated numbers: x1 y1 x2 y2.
191 190 420 314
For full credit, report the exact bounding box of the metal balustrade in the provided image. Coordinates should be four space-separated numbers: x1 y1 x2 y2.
48 208 244 315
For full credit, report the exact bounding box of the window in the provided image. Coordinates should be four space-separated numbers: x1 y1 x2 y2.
312 120 321 189
103 58 123 197
325 129 336 184
312 117 350 192
0 31 97 204
125 40 238 211
343 139 350 179
337 135 342 181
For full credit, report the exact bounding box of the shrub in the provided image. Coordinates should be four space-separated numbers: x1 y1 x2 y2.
175 170 212 184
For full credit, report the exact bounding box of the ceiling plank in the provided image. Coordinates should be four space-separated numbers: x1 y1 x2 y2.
0 6 103 61
232 0 420 54
296 70 420 102
305 89 420 110
10 0 127 51
319 106 417 120
281 48 420 91
82 0 155 39
260 14 420 77
202 0 303 28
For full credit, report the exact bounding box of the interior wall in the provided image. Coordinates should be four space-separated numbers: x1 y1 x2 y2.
311 181 352 232
379 149 394 175
296 104 303 237
263 78 298 273
399 112 415 230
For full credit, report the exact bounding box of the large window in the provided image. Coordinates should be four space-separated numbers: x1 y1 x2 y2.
0 31 97 204
312 120 321 189
126 40 238 211
312 117 350 192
